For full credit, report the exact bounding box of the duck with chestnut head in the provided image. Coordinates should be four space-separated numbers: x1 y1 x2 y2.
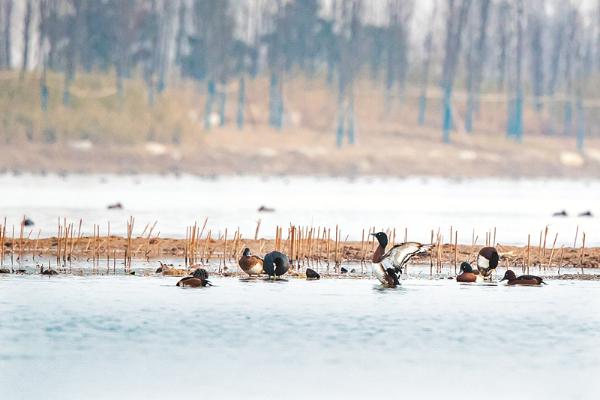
238 248 264 276
500 270 545 286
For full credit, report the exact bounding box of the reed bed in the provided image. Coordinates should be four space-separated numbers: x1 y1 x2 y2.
0 218 598 275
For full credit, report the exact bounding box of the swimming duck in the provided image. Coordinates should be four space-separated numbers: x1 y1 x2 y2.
578 210 593 217
371 232 431 288
263 251 290 278
552 210 568 217
0 268 10 274
500 270 545 285
477 247 499 280
456 262 482 283
176 268 211 287
238 248 264 276
306 268 320 280
40 266 58 275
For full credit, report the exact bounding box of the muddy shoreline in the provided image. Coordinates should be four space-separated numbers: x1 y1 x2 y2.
2 236 598 269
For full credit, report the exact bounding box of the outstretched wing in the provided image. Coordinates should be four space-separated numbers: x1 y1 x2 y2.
381 242 431 271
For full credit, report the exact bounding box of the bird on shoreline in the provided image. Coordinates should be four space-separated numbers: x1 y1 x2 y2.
157 262 187 276
371 232 431 288
263 251 290 278
176 268 211 288
0 267 10 274
238 248 264 276
500 270 546 286
456 262 482 283
306 268 320 280
477 247 499 280
40 266 58 276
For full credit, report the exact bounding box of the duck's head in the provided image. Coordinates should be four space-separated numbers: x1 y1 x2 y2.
460 262 473 273
500 270 517 282
371 232 388 248
193 268 209 280
242 247 251 257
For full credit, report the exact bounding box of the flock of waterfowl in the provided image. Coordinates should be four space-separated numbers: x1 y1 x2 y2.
161 231 546 289
0 231 547 286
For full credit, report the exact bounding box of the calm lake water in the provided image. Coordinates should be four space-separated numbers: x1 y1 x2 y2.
0 173 598 246
1 274 599 399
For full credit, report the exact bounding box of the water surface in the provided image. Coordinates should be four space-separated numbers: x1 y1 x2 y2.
1 275 598 399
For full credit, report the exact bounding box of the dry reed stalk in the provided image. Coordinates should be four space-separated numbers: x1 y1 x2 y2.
203 230 212 263
546 233 558 270
334 225 340 269
221 228 228 272
526 234 531 275
454 231 458 275
429 230 434 276
537 230 543 265
542 226 549 260
254 219 261 240
579 233 586 273
493 227 497 246
10 225 14 266
0 219 5 267
326 228 331 269
289 226 295 264
360 229 365 267
471 228 475 246
32 229 41 261
573 226 579 249
107 222 111 272
557 246 565 275
18 217 24 264
404 227 408 242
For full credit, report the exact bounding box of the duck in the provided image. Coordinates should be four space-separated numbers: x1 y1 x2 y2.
306 268 320 280
40 266 58 275
157 262 187 276
176 268 211 288
552 210 568 217
456 262 482 283
107 202 123 210
258 205 275 212
0 268 11 274
500 270 545 285
578 210 593 217
238 248 264 276
477 247 499 280
22 217 34 226
371 232 431 288
263 251 290 278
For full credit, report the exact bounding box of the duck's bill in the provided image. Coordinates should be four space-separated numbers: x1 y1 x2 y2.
499 278 507 282
370 233 376 237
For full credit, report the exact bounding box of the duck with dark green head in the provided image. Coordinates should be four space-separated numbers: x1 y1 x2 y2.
371 231 431 288
456 262 482 283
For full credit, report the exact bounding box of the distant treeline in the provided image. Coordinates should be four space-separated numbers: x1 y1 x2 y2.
0 0 598 148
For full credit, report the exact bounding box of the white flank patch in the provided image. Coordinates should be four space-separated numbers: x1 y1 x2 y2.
145 142 167 156
458 150 477 161
559 152 584 167
68 140 93 151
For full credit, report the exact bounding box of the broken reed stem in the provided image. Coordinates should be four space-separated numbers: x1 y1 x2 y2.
573 226 579 249
547 233 558 270
254 219 261 240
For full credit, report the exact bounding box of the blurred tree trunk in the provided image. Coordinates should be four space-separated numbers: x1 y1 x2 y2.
20 0 32 79
441 0 471 143
2 0 13 69
465 0 490 132
418 1 437 126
